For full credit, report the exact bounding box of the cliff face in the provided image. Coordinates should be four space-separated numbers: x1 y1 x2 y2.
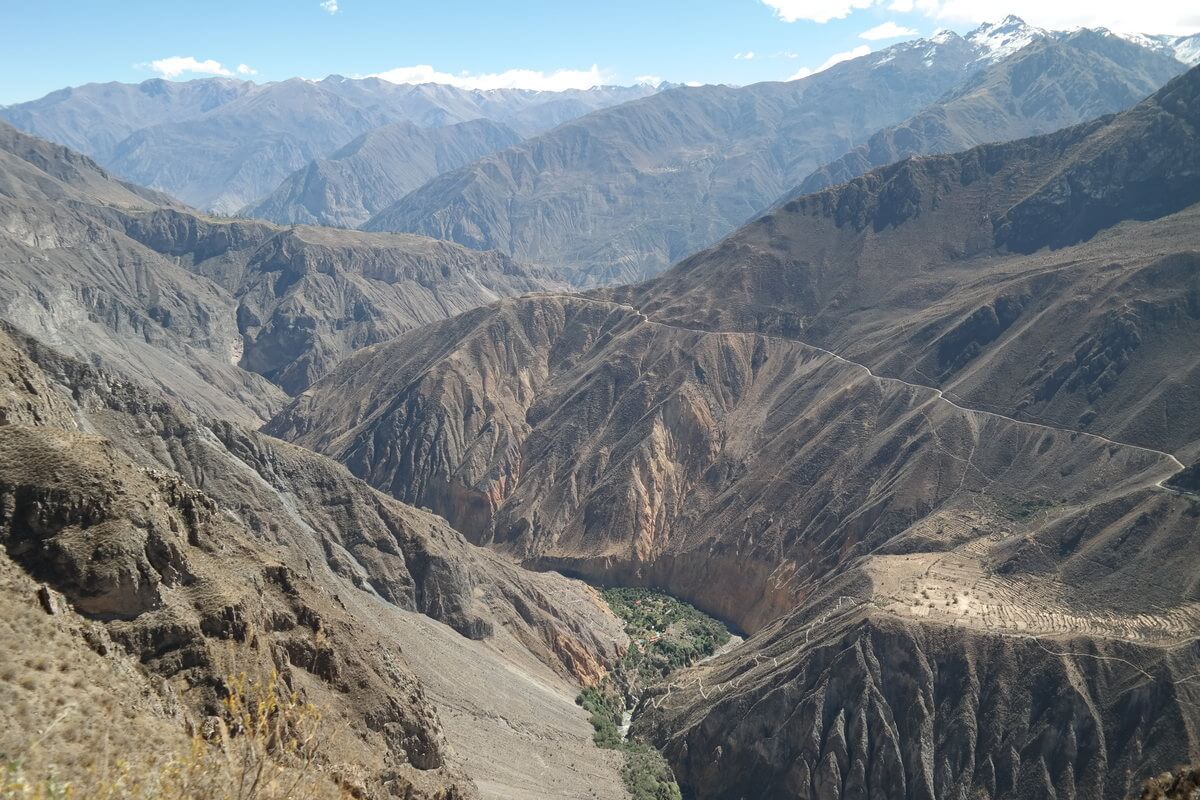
0 323 629 798
636 610 1200 800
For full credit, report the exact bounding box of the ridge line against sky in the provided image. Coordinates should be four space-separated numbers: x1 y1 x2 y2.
2 0 1198 104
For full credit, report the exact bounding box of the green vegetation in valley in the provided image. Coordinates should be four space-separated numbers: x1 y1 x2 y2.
577 684 624 748
620 741 683 800
574 683 682 800
576 587 733 800
602 587 732 681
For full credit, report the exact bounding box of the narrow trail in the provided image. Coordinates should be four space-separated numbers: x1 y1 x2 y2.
523 292 1199 718
534 292 1188 486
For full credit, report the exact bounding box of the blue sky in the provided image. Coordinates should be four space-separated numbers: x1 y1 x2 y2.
2 0 1197 105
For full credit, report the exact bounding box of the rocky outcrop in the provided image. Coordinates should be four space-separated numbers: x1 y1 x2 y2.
1137 766 1200 799
0 423 464 797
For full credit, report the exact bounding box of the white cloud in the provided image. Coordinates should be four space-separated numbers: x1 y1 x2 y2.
765 0 1200 35
140 56 238 79
319 0 339 13
634 74 664 85
920 0 1199 34
859 20 919 39
788 44 871 79
763 0 875 23
236 63 257 76
734 51 757 59
684 81 705 87
369 63 610 91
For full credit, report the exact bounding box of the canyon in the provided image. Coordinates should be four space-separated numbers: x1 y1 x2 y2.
0 19 1198 800
270 67 1200 798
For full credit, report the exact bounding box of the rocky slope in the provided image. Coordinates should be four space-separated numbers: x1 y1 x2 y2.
0 77 657 212
244 118 523 228
116 209 562 394
0 319 630 798
363 20 1192 285
0 121 560 419
270 68 1200 797
0 120 286 424
636 604 1200 800
796 29 1186 194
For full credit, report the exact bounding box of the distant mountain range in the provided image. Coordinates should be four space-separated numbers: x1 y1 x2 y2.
0 77 658 212
4 19 1197 287
362 18 1198 284
243 117 524 228
795 25 1190 194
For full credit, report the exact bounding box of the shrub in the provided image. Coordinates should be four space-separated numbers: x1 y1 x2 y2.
1 672 343 800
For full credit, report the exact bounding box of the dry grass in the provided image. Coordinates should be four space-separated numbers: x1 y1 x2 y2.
1 672 346 800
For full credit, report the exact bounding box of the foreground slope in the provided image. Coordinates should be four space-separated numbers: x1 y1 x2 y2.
271 69 1200 798
0 121 559 419
0 321 629 799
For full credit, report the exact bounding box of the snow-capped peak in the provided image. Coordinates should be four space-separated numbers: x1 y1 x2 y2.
1103 29 1200 66
1173 34 1200 66
966 15 1050 62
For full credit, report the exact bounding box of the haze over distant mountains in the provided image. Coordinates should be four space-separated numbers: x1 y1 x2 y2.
243 118 524 228
363 18 1198 284
0 77 658 212
3 18 1197 288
